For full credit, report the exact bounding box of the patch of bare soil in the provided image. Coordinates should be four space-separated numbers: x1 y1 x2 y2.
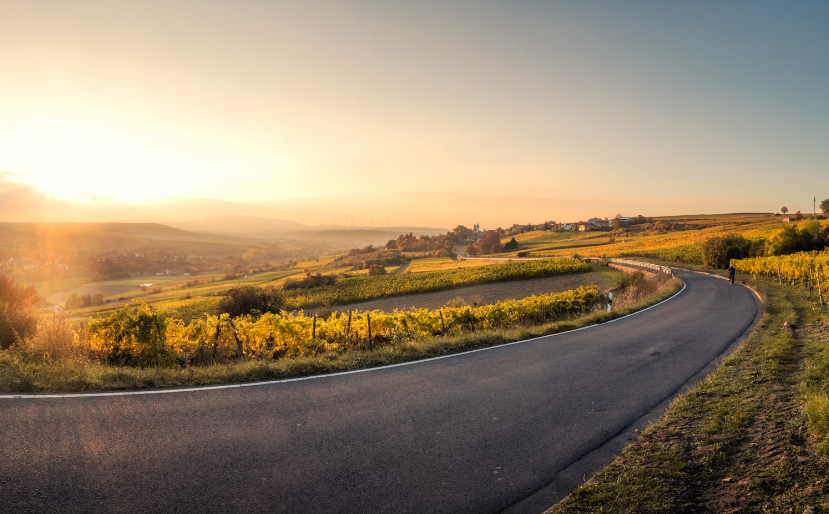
314 272 617 314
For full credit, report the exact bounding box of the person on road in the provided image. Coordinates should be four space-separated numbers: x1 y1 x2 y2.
727 265 736 285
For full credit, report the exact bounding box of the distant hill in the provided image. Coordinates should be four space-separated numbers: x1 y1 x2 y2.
168 216 308 238
168 216 448 240
0 222 257 255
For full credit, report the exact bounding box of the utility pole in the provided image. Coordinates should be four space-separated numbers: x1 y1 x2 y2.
815 196 817 215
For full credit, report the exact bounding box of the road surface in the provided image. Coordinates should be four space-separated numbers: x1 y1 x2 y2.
0 270 759 514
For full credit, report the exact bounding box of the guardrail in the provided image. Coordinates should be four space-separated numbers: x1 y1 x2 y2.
608 258 674 277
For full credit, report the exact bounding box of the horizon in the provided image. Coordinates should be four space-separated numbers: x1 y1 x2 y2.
2 1 828 226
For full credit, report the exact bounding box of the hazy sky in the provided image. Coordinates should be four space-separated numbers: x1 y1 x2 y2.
2 1 828 227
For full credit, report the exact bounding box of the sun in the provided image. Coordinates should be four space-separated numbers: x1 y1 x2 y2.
0 113 236 203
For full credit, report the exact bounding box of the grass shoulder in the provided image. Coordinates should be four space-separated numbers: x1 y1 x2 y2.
549 271 829 513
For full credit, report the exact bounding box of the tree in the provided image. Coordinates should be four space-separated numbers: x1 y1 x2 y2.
368 264 387 276
766 219 827 256
217 286 283 318
795 211 804 221
476 231 503 254
820 199 829 215
701 235 753 268
0 275 39 349
464 244 480 256
503 237 520 251
781 206 789 215
451 225 472 241
65 293 83 310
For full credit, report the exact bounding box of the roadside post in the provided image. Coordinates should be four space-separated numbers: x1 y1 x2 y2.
607 292 613 313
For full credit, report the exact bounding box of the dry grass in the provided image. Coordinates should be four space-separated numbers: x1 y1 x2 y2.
19 313 87 363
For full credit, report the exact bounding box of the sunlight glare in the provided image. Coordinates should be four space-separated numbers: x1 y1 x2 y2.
0 114 247 203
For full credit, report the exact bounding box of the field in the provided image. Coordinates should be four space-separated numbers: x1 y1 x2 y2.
281 258 589 310
495 214 791 263
405 256 493 273
58 269 302 321
42 253 583 325
323 263 623 314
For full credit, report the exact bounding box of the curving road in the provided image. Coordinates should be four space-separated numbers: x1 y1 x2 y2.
0 270 759 514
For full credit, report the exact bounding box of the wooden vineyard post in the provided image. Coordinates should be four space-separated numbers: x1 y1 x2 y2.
312 315 317 339
777 263 783 284
818 267 824 307
367 314 372 350
439 310 446 334
347 310 352 337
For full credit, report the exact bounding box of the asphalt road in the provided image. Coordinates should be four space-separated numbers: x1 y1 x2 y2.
0 270 759 514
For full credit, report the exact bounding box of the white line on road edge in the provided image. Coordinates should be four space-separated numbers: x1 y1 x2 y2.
2 281 688 399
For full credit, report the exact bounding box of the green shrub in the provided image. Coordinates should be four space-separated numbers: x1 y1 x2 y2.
87 302 175 367
617 271 645 290
217 286 283 317
368 264 387 276
766 219 828 256
701 234 761 268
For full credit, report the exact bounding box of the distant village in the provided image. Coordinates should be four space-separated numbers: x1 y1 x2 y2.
497 216 643 236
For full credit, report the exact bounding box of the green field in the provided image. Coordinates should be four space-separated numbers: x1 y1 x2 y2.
491 215 793 263
281 258 589 310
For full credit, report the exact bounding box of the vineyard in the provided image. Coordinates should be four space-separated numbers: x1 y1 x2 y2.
88 286 604 366
281 258 589 310
732 249 829 302
502 217 787 264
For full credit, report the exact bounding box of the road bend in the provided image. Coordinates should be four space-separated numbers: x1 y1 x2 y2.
0 270 759 514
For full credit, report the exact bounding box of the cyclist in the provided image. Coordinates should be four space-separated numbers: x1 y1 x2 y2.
727 265 736 285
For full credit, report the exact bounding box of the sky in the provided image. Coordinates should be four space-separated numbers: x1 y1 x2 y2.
1 0 828 228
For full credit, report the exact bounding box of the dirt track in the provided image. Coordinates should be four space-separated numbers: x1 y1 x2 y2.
316 271 620 314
